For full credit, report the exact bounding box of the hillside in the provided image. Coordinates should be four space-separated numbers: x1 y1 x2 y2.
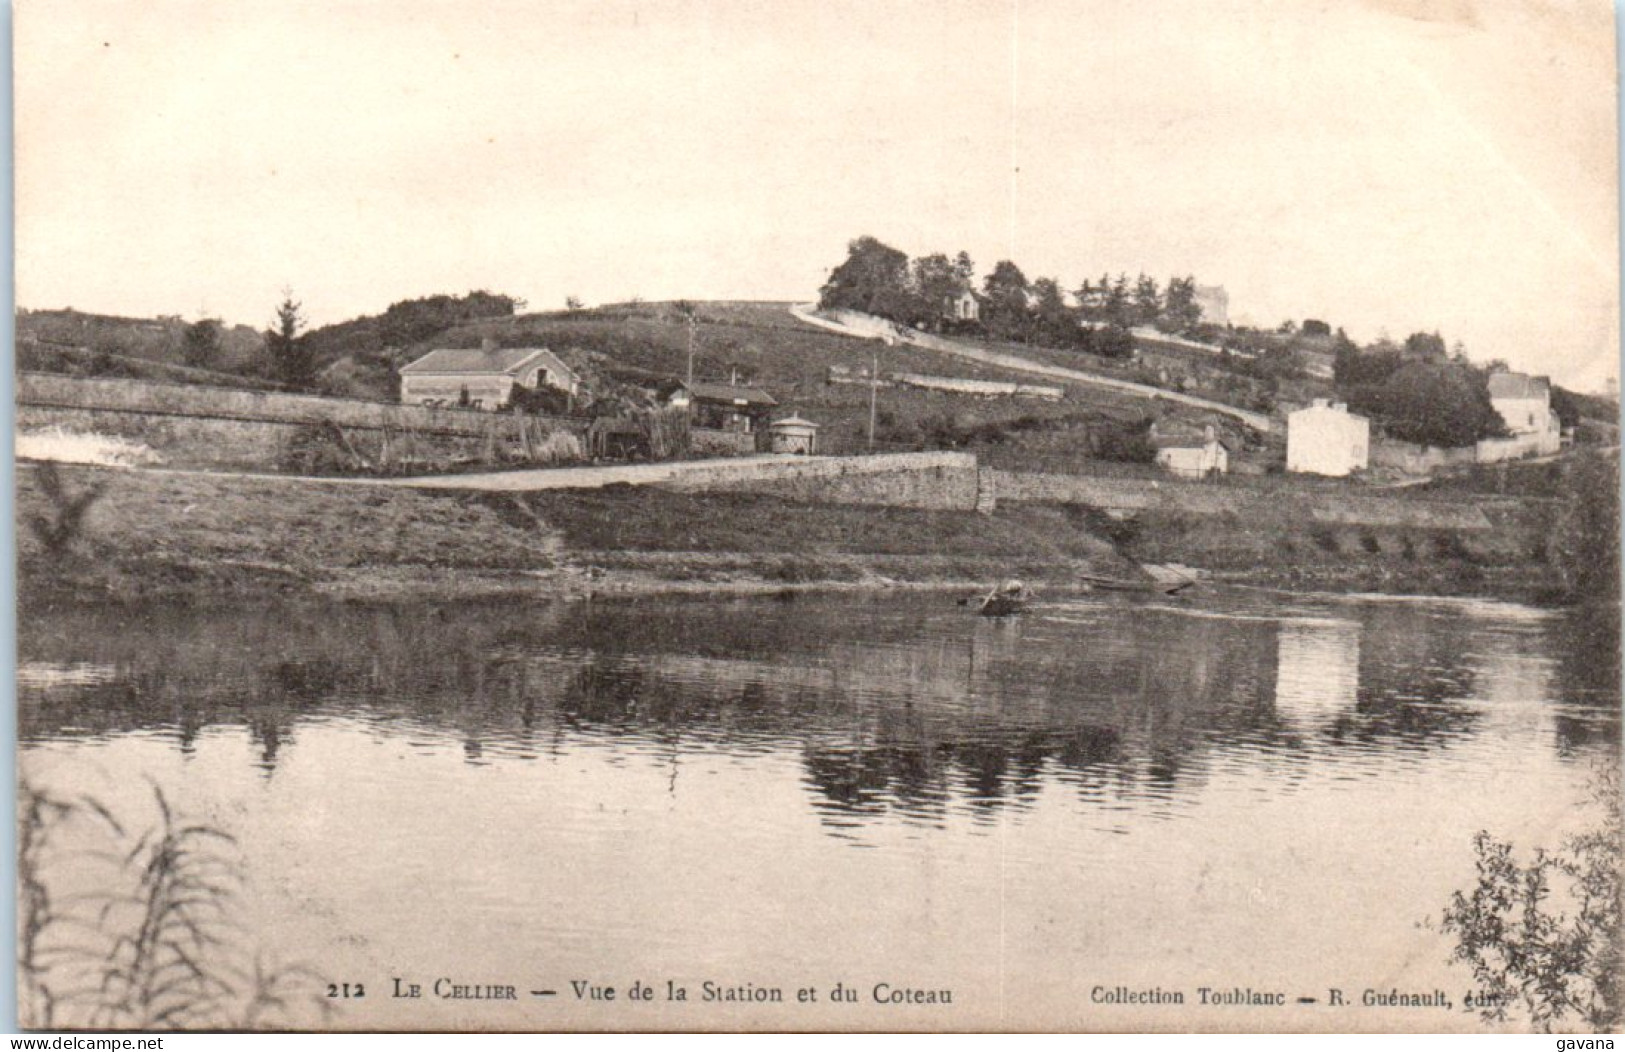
17 308 265 372
413 300 1266 460
14 297 1277 468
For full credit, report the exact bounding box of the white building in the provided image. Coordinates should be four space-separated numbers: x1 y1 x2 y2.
399 342 580 410
1479 371 1561 462
1487 371 1556 436
1286 399 1369 477
947 289 979 323
1193 285 1229 327
1153 426 1229 479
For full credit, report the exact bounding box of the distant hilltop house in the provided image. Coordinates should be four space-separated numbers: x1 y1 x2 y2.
399 339 580 410
1487 371 1557 437
1479 370 1561 462
1287 399 1370 477
1193 285 1229 327
946 289 979 323
661 380 778 433
1152 425 1229 479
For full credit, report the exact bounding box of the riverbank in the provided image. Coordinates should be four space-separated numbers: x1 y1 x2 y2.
17 461 1561 609
16 462 1134 607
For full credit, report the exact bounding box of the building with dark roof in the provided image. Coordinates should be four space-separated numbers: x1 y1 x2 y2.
400 341 580 409
663 381 778 433
1486 371 1553 435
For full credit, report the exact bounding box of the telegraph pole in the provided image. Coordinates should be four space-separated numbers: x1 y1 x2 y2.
867 340 883 451
686 311 696 386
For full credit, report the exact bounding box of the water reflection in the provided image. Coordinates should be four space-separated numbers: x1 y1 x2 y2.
18 591 1617 830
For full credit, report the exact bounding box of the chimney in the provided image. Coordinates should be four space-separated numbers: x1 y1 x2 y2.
481 336 497 351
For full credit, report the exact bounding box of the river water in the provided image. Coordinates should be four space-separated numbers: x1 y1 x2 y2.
17 588 1619 1031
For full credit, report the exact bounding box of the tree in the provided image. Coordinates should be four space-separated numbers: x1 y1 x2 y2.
819 236 913 320
182 318 222 369
1082 324 1135 360
911 253 963 326
1162 275 1201 332
1132 273 1160 327
1103 273 1131 327
265 292 317 389
565 295 584 311
1074 277 1099 320
1546 451 1620 601
981 260 1032 339
1347 361 1502 447
1404 330 1449 362
952 251 976 287
1031 277 1066 319
1030 277 1074 347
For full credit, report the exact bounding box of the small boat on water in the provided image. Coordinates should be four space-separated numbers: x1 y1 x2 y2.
969 579 1034 616
1079 562 1201 595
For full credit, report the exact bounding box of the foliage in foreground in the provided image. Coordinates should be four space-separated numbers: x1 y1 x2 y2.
18 781 329 1030
1442 767 1622 1032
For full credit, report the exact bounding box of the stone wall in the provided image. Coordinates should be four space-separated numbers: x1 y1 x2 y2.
662 451 982 510
18 404 505 472
17 372 586 472
17 372 578 437
1371 438 1478 476
986 468 1499 531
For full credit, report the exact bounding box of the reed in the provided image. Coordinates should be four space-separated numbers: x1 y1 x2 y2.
17 780 330 1030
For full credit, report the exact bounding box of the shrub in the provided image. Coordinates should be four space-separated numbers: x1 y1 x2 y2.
24 462 105 558
1441 767 1622 1032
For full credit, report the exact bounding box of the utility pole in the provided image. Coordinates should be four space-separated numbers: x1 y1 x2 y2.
686 312 696 386
868 342 880 451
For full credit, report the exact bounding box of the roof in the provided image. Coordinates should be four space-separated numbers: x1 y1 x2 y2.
401 347 578 381
684 382 778 408
1487 372 1548 400
769 414 820 430
1290 401 1367 420
1152 434 1226 450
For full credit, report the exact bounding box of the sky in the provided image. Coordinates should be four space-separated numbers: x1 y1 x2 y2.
15 0 1621 390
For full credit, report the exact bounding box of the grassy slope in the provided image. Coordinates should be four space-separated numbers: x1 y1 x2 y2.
429 301 1237 462
17 464 1128 604
20 300 1275 471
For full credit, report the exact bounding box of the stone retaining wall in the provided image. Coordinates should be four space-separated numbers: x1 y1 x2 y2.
662 451 982 510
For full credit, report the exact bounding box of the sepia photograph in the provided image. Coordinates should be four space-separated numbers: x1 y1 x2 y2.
12 0 1622 1035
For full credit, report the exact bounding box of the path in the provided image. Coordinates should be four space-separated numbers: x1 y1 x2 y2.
392 454 826 491
788 304 1275 432
27 453 838 492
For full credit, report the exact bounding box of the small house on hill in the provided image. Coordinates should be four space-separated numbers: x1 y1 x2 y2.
946 289 980 323
1287 399 1369 477
1153 426 1228 479
400 340 580 410
1487 371 1554 435
664 381 778 434
1193 285 1229 326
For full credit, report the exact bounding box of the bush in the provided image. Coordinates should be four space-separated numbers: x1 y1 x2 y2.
1442 767 1622 1032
